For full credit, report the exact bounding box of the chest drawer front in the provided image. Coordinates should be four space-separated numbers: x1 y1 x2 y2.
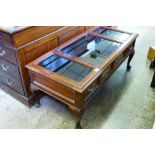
0 58 20 79
0 32 13 45
58 27 85 45
0 44 17 64
0 71 24 95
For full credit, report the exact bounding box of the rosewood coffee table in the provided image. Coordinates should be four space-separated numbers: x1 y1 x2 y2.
26 26 138 128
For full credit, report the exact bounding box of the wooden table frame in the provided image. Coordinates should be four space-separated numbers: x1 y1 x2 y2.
26 26 138 128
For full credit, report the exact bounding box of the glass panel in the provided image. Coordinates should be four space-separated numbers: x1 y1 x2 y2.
93 27 131 41
61 35 121 64
39 54 92 82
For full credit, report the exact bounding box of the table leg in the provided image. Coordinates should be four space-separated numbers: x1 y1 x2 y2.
76 120 82 129
127 49 135 71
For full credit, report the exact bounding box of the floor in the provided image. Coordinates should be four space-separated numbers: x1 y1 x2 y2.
0 27 155 129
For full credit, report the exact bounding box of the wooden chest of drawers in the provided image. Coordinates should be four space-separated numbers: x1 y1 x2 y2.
0 26 93 106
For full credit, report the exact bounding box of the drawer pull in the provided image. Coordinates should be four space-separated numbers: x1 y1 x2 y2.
0 47 6 57
1 63 9 71
6 78 14 86
88 83 96 92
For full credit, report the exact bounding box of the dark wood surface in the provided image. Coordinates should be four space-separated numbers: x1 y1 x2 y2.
26 26 138 113
0 26 94 106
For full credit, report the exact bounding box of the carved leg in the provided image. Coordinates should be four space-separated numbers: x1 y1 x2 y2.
127 48 135 71
68 106 83 129
76 122 82 129
75 112 82 129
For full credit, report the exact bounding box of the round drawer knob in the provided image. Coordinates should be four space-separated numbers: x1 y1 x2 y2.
88 83 96 92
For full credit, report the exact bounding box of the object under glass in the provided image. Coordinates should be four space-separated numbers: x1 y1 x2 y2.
39 54 93 82
61 35 121 64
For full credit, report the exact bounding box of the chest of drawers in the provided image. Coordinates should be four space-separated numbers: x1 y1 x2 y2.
0 26 93 106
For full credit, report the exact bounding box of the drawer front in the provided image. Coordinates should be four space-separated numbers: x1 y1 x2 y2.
0 71 24 95
0 58 20 79
84 80 99 100
100 66 112 84
114 53 125 67
0 44 17 64
0 32 13 45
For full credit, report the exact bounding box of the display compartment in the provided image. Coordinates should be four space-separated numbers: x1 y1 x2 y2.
26 51 100 109
38 54 93 82
26 26 138 114
93 26 131 41
60 34 121 65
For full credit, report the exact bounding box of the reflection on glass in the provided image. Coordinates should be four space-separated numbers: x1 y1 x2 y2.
61 35 121 64
39 54 92 82
94 27 131 41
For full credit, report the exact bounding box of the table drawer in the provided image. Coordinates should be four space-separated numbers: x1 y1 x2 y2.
100 66 112 84
0 58 20 79
0 32 13 45
0 44 17 64
0 71 24 95
114 53 125 67
84 79 99 100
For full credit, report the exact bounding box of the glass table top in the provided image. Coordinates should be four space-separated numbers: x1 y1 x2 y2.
93 27 131 41
39 54 92 82
61 35 121 64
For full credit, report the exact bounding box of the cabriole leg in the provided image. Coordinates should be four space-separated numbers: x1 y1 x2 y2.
127 48 135 71
75 112 82 129
68 105 83 129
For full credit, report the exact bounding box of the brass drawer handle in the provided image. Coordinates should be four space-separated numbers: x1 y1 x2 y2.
88 83 96 92
1 63 9 71
0 47 6 57
6 78 14 86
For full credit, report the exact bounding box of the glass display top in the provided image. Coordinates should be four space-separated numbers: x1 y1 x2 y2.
39 54 92 82
61 35 121 65
93 27 131 41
